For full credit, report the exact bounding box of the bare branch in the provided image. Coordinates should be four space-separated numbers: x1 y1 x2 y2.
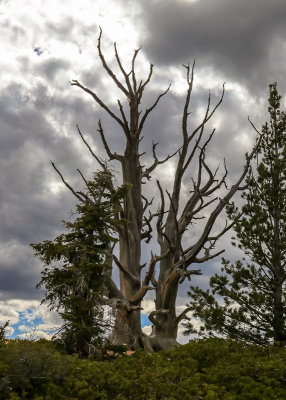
97 120 123 161
140 262 147 271
75 190 90 202
126 304 144 312
51 162 84 202
176 308 191 326
141 194 154 214
131 47 141 93
208 219 236 242
178 268 202 284
204 161 228 197
107 279 126 302
71 80 126 130
114 42 134 96
248 116 262 137
156 180 166 246
188 84 225 145
182 61 195 141
179 196 219 235
129 286 155 305
166 190 185 261
97 27 130 98
113 255 139 286
142 210 160 239
77 169 89 187
117 99 130 136
192 248 225 264
141 215 153 243
182 124 215 177
143 142 181 179
130 250 170 304
139 84 171 132
76 125 106 170
237 183 249 191
176 137 263 269
167 83 225 229
138 63 154 102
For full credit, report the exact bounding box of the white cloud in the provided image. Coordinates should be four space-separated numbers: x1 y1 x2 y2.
141 299 156 314
0 302 19 325
0 298 61 339
142 325 152 335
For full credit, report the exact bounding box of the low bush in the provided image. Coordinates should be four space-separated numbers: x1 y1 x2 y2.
1 338 286 399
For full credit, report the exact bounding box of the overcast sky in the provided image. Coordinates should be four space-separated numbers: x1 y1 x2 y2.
1 0 286 340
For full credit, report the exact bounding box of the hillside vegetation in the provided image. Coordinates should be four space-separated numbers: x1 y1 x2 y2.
1 338 286 399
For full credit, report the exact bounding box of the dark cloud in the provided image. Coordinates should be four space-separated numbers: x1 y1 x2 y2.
0 258 41 300
139 0 286 93
0 240 41 300
0 81 98 300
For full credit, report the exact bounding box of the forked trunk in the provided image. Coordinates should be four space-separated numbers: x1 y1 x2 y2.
70 30 258 352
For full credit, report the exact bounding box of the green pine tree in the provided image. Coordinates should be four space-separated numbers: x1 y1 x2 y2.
32 169 129 357
185 83 286 345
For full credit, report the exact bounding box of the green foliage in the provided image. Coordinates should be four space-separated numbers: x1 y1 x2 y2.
0 322 9 341
185 83 286 344
1 338 286 399
31 169 129 357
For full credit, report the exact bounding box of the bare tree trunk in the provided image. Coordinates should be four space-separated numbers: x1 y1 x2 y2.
111 139 144 347
55 29 262 351
150 261 180 350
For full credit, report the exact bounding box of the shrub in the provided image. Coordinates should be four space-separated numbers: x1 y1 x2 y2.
1 338 286 399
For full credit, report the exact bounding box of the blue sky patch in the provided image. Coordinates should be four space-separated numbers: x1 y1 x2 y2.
33 47 44 56
141 313 152 327
9 309 43 339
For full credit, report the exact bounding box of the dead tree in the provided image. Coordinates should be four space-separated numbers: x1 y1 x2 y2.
53 29 261 351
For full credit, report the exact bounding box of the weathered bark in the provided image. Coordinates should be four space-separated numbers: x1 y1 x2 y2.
55 29 261 351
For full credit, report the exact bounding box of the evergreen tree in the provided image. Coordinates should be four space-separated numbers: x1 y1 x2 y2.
185 83 286 345
32 169 129 357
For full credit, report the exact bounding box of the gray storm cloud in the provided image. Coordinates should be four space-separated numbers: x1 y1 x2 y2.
139 0 286 93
